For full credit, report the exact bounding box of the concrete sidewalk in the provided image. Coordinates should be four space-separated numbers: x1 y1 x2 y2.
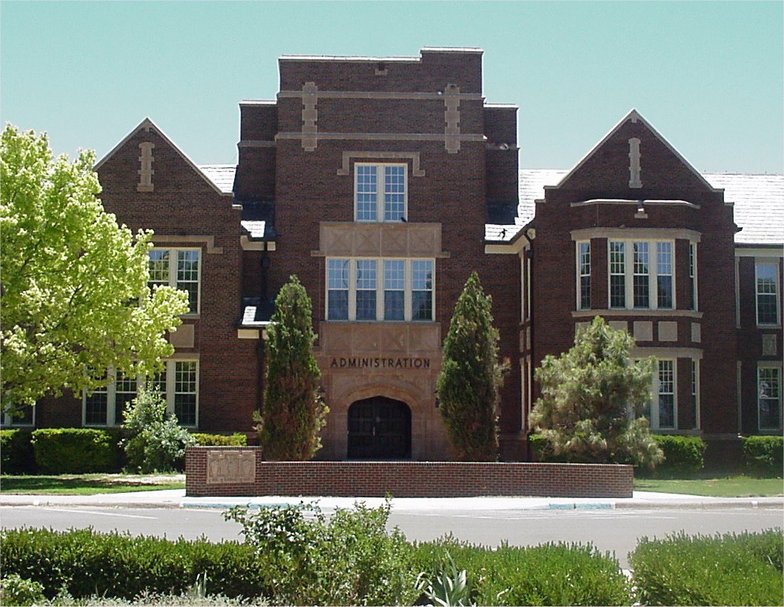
1 490 782 511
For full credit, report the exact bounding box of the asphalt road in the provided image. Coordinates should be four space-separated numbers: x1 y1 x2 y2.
2 504 781 568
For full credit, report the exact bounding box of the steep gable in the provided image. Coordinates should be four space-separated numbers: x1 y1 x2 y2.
552 110 720 197
95 118 231 197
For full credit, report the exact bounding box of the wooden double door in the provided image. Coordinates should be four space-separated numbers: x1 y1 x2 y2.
347 396 411 459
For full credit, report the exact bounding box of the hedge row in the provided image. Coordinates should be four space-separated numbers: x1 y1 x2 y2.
630 529 783 606
2 527 781 605
531 433 782 477
0 429 248 474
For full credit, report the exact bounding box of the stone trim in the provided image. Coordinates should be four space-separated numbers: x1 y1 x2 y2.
137 142 155 192
630 347 703 360
569 199 700 209
337 151 425 176
570 227 702 242
301 81 318 151
314 222 448 258
572 309 703 319
151 235 223 254
735 247 784 258
276 132 485 143
444 84 461 153
278 90 484 101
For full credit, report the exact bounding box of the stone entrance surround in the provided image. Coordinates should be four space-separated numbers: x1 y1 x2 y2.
186 447 633 498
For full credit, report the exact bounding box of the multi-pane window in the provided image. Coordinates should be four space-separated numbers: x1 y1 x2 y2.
2 405 34 427
383 260 405 321
656 360 676 430
691 359 700 430
174 361 198 427
149 249 201 314
609 242 626 308
354 164 407 222
758 366 781 431
82 361 198 427
327 259 350 321
326 258 434 321
577 242 591 310
689 243 698 311
608 240 674 310
756 262 780 325
411 260 434 321
633 242 649 308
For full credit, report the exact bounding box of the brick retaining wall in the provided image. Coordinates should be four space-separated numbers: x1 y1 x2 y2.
186 447 633 498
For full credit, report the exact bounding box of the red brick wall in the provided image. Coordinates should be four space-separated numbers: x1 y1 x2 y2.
186 447 633 498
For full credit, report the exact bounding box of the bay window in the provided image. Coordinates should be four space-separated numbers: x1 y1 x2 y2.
82 361 199 427
355 163 407 222
149 248 201 314
608 240 674 310
327 258 434 321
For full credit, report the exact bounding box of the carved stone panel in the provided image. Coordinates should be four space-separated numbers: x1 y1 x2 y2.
762 334 778 357
206 450 256 485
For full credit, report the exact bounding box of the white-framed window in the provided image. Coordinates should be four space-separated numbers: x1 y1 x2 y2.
326 258 434 322
755 261 780 326
149 248 201 315
758 365 781 432
647 359 677 430
576 241 591 310
2 404 35 427
689 243 698 311
355 163 407 222
82 361 199 428
608 240 674 310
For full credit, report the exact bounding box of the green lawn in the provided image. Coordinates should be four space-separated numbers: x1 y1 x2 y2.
634 475 784 497
0 474 185 495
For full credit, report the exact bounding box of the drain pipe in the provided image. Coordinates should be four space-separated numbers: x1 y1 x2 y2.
522 227 536 460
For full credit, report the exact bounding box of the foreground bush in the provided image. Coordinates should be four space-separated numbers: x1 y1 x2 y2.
123 387 195 473
31 428 120 473
225 501 417 605
0 429 35 474
743 435 783 477
630 529 783 606
0 528 267 601
412 536 631 606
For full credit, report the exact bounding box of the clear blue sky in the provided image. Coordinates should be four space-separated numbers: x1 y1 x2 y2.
2 1 782 173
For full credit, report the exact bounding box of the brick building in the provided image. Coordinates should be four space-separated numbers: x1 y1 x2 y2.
8 48 782 462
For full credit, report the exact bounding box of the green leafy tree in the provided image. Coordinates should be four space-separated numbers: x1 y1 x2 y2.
259 275 328 460
530 316 664 468
437 272 505 461
0 125 188 412
122 385 195 473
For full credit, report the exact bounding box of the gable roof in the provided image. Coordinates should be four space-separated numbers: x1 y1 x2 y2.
485 169 783 246
95 118 232 197
552 109 719 193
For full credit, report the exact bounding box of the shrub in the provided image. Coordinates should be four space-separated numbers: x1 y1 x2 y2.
743 435 783 477
225 500 418 605
412 536 631 606
122 387 195 473
630 529 783 606
192 433 247 447
31 428 119 473
0 429 35 474
0 574 46 606
644 435 705 477
0 527 268 601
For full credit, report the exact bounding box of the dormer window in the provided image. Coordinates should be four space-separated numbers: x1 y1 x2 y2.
355 163 407 222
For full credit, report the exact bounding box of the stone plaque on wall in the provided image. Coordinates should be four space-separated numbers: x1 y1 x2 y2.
206 450 256 485
762 334 778 357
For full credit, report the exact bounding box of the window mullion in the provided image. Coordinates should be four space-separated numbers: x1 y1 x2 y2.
650 242 658 309
625 242 634 310
348 261 357 321
376 258 384 321
376 166 384 222
404 260 412 321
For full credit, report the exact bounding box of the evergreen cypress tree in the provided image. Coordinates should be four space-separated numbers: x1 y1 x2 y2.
530 316 664 468
436 272 505 461
259 276 328 460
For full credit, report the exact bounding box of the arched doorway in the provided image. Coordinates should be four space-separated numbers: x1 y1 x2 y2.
347 397 411 459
